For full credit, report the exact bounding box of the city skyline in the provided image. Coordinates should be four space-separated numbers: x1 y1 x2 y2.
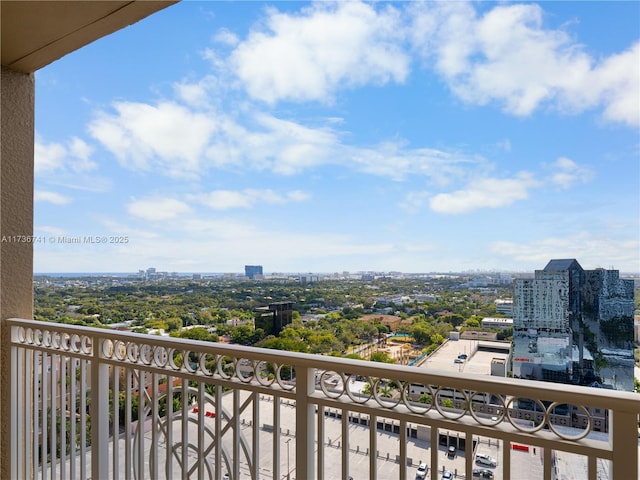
33 1 639 274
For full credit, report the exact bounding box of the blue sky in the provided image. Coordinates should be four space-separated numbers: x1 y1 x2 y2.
33 1 639 274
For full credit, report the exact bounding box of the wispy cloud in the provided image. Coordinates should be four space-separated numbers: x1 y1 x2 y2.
35 136 97 174
127 197 192 221
398 191 430 214
189 189 310 210
547 157 594 189
34 190 72 205
429 173 540 214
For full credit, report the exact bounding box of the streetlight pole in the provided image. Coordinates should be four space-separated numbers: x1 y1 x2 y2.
286 438 291 480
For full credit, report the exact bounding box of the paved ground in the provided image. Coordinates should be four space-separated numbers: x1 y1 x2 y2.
107 386 636 480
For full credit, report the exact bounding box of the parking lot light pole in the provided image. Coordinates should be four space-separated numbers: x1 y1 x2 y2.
286 438 291 480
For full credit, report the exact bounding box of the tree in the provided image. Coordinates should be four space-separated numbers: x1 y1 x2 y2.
171 327 217 342
377 383 394 398
465 317 481 328
370 351 395 364
230 325 264 345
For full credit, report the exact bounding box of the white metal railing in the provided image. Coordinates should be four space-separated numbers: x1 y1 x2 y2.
7 318 640 480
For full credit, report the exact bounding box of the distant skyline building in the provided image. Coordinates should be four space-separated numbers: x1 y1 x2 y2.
244 265 263 280
512 259 634 390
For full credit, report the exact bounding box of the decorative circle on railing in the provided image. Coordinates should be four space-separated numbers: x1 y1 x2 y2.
199 352 216 376
344 374 372 404
546 402 592 441
255 360 275 387
80 335 92 354
235 359 254 384
42 329 52 347
71 334 82 353
127 342 139 362
33 329 43 346
372 378 401 409
402 383 434 414
433 387 468 420
102 338 114 358
275 364 296 391
168 348 183 371
183 351 197 373
16 326 26 343
112 340 126 360
505 397 547 433
318 370 344 399
51 331 61 349
61 332 71 351
139 344 153 365
469 392 505 426
217 355 235 380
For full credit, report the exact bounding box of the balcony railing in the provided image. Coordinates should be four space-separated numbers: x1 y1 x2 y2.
8 318 640 480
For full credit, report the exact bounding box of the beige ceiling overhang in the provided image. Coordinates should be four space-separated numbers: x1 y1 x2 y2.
1 1 178 74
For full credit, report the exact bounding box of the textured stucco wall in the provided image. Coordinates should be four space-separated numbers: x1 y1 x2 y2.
0 65 35 479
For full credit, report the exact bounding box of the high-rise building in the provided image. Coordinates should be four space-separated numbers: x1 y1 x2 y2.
512 259 634 390
254 301 294 335
244 265 263 280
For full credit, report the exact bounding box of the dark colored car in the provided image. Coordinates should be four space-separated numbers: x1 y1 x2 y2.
473 468 494 479
447 445 456 458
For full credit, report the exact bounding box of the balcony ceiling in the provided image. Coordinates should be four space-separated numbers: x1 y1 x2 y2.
1 1 178 73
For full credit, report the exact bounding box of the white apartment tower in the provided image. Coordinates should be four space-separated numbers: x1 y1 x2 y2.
512 259 634 390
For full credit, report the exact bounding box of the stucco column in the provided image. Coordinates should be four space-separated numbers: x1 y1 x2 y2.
0 65 35 479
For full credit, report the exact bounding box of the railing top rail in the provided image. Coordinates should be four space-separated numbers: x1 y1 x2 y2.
7 317 640 412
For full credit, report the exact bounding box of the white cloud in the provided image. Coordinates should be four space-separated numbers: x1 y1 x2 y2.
240 114 338 175
190 189 310 210
35 136 97 175
429 173 539 214
398 191 430 213
87 95 486 185
127 197 192 221
346 142 483 183
34 190 72 205
88 101 217 178
35 140 66 174
547 157 594 189
230 1 409 103
213 28 239 46
411 2 639 125
585 42 640 127
67 137 97 172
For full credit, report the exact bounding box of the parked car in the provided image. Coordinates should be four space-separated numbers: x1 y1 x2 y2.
475 453 497 467
415 462 428 479
441 470 453 480
458 354 468 359
473 468 494 479
454 358 464 364
447 445 456 458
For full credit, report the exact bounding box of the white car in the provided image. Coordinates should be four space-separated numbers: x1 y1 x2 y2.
475 453 497 467
441 470 453 480
415 462 428 479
